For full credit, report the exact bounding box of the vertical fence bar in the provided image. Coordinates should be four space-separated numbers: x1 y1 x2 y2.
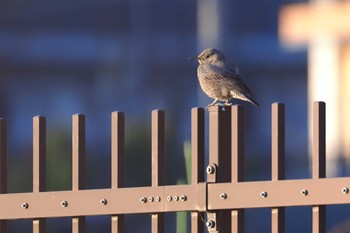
207 105 231 232
33 116 46 233
271 103 285 233
231 106 244 184
111 112 125 233
231 105 245 233
191 108 205 233
72 114 86 233
151 110 165 233
208 106 231 182
312 102 326 233
0 119 7 233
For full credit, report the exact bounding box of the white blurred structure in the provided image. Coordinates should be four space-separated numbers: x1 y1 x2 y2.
279 1 350 176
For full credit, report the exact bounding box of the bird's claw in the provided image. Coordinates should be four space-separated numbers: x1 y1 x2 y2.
205 103 214 110
205 102 229 110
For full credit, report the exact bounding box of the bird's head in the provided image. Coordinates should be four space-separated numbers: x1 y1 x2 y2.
196 48 225 65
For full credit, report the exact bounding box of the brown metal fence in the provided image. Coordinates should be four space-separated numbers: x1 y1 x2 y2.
0 102 347 232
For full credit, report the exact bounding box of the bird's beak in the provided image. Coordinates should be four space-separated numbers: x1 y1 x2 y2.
188 56 197 61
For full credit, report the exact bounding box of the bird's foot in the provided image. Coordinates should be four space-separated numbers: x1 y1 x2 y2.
205 103 214 110
223 101 232 106
205 99 220 109
205 100 232 109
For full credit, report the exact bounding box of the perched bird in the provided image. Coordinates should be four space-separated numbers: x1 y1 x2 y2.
195 48 259 108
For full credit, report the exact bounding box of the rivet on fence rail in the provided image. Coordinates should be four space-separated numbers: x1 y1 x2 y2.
206 219 216 230
140 197 147 204
206 165 216 175
260 191 268 198
21 203 29 209
219 193 227 200
100 199 108 205
61 201 68 207
301 189 309 196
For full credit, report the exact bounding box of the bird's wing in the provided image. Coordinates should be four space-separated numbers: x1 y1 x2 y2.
199 63 255 97
220 70 255 97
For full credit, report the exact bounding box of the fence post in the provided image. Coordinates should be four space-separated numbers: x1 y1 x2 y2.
0 119 7 233
207 105 232 232
271 103 285 233
191 108 205 233
231 105 245 233
72 114 86 233
312 102 326 233
33 116 46 233
151 110 165 233
111 112 125 233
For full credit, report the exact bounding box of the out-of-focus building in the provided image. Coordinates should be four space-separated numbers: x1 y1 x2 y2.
279 1 350 176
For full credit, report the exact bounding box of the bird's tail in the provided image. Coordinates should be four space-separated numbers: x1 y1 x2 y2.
230 90 260 107
247 97 259 107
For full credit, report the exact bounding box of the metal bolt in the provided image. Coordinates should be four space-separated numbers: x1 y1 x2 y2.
220 193 227 200
206 165 215 174
21 203 29 209
167 196 172 202
174 195 179 201
140 197 147 203
206 220 216 229
149 197 154 202
301 189 308 196
61 201 68 207
260 191 268 198
342 187 349 194
180 195 187 201
156 196 161 202
100 199 108 205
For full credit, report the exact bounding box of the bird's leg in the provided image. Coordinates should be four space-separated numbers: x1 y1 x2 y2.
224 100 232 106
205 99 219 109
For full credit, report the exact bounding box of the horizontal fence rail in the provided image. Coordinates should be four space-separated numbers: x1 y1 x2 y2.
0 185 206 219
0 102 348 233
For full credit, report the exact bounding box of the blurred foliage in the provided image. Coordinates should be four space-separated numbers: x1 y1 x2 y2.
125 122 151 187
46 128 72 191
183 141 191 184
8 128 72 193
8 150 32 193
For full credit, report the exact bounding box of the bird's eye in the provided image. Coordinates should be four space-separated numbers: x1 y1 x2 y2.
205 54 210 58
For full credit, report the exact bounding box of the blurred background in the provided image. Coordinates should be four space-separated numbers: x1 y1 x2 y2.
1 0 350 232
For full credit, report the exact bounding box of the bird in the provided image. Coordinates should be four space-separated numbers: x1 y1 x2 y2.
194 48 259 108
